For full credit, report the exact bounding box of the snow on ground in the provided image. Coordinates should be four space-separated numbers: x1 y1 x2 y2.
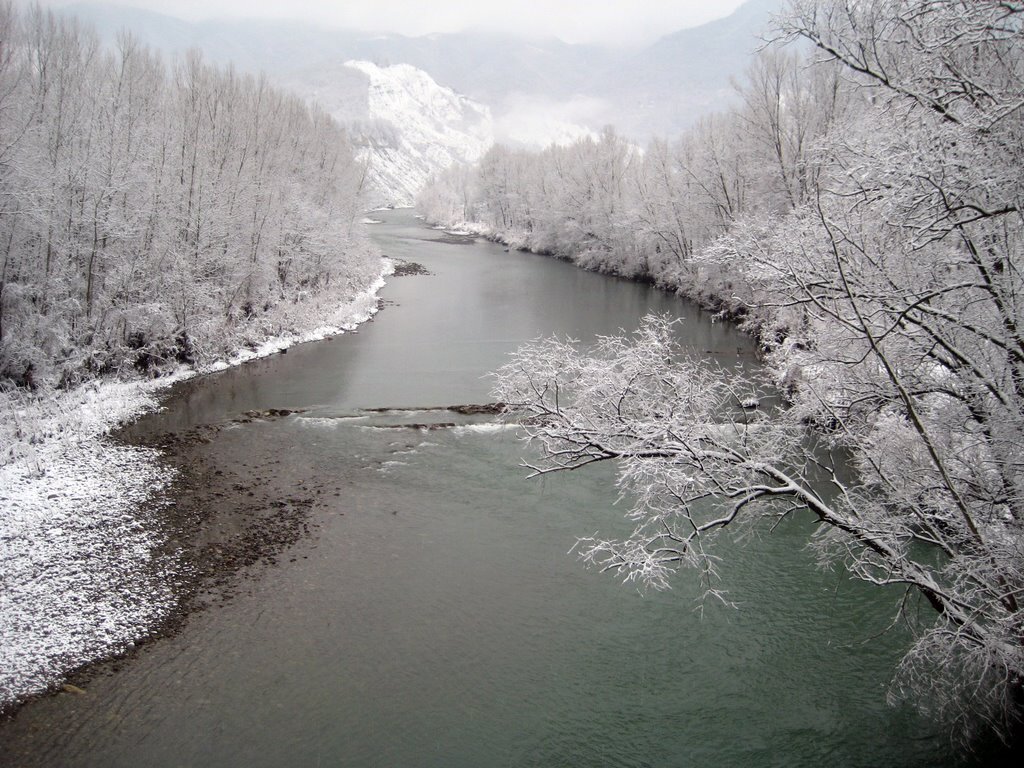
203 270 389 374
0 439 176 706
0 263 392 711
427 220 492 239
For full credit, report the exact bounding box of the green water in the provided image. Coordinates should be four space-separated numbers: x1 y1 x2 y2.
0 210 975 766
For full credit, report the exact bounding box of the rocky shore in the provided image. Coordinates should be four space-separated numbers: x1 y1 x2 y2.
0 267 392 716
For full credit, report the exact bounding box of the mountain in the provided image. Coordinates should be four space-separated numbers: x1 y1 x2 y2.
62 1 781 136
593 0 774 135
592 0 781 137
61 4 372 73
57 1 782 201
278 59 494 206
350 62 494 206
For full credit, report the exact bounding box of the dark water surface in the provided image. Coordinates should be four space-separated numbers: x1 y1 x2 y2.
0 211 973 766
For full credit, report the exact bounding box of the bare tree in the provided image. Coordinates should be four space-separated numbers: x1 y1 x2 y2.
490 0 1024 743
0 4 377 388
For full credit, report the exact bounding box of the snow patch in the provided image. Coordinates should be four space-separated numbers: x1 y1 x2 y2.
0 260 394 711
0 439 176 707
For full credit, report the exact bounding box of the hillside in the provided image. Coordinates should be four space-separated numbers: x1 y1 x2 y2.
55 1 783 203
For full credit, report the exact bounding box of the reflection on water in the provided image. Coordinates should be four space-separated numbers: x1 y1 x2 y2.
0 210 967 767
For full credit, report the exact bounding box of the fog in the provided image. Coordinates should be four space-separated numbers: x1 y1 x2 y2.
37 0 747 45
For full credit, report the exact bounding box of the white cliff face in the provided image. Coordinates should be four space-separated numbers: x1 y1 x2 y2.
343 60 494 206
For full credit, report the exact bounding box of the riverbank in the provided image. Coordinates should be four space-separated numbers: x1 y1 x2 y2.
422 216 776 346
0 208 974 768
0 263 393 715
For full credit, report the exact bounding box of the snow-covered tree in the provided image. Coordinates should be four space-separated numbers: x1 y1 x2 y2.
0 3 377 389
490 0 1024 742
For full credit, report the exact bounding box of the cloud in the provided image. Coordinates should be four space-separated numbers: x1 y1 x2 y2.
494 94 610 147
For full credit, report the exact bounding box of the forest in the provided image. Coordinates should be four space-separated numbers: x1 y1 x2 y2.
420 0 1024 743
0 2 379 392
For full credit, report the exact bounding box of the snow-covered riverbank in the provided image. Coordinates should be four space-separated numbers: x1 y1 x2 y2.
0 264 393 712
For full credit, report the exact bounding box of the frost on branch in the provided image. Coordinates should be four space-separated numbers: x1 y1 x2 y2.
433 0 1024 741
493 316 810 594
494 313 1024 741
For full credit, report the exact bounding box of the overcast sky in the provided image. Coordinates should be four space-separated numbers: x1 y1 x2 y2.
37 1 750 45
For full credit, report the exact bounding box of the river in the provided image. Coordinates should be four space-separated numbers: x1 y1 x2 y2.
0 210 979 766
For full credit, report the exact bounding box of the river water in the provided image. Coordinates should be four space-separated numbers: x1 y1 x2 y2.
0 211 977 766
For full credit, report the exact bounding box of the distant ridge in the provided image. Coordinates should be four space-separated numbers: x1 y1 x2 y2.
62 0 782 139
56 0 781 203
593 0 780 136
